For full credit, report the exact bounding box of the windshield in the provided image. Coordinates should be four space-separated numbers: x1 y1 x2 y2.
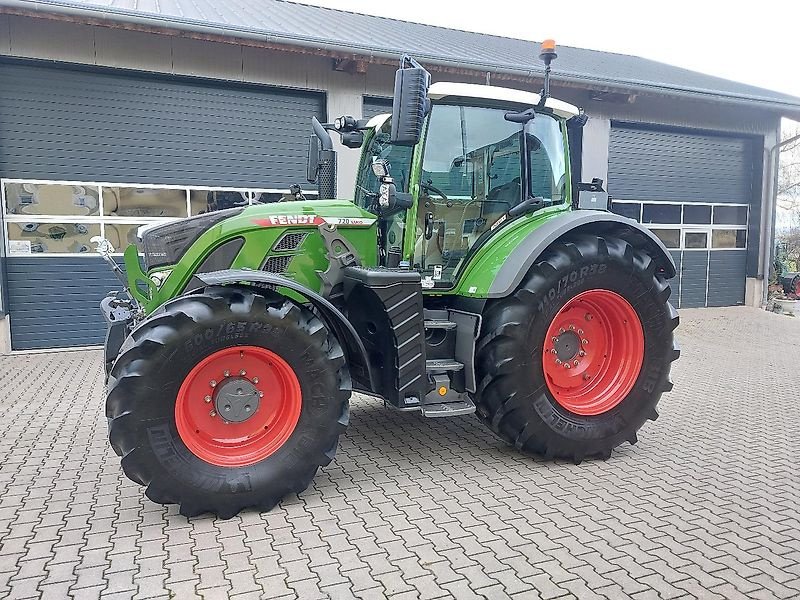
354 116 414 210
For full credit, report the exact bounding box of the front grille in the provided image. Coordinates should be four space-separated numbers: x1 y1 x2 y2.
273 232 308 252
262 255 293 274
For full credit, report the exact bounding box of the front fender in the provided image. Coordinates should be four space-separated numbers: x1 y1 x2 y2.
488 211 677 298
194 269 375 393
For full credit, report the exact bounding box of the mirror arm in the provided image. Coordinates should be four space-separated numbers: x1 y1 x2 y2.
312 116 333 151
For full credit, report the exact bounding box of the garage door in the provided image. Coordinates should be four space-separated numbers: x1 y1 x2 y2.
362 96 392 120
0 61 325 350
608 124 754 308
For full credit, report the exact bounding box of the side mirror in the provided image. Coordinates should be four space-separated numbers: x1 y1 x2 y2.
306 135 320 183
390 59 430 146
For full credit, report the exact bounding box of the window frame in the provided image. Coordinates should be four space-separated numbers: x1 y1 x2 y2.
2 178 316 257
610 199 748 251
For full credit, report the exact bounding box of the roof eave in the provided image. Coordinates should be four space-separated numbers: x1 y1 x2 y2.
3 0 800 118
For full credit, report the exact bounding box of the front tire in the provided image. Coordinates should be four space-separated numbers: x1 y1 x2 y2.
474 234 679 461
106 286 350 518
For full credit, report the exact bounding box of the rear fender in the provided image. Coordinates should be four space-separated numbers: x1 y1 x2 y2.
193 269 376 393
488 211 676 298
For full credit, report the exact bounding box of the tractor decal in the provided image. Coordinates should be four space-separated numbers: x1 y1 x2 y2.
252 215 376 227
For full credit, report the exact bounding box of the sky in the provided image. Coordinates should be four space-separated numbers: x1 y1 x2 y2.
290 0 800 99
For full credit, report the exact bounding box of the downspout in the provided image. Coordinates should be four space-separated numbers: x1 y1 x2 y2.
761 131 800 307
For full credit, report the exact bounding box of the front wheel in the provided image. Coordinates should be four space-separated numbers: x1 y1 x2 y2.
105 286 351 518
474 234 679 461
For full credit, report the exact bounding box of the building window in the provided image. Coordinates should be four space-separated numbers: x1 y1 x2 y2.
611 202 640 221
104 186 188 218
713 205 748 225
4 182 100 217
2 179 316 256
651 228 680 248
712 229 747 248
683 204 712 224
7 221 101 254
642 203 681 224
683 231 709 249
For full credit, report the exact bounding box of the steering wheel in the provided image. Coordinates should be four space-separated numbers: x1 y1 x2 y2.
420 181 448 202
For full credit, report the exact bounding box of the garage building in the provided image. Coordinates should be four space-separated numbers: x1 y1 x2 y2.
0 0 798 351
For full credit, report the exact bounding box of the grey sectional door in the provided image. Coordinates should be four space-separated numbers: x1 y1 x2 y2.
0 61 325 350
362 96 392 119
608 124 754 308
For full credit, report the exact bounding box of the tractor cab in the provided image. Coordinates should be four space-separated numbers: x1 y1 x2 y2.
351 82 579 288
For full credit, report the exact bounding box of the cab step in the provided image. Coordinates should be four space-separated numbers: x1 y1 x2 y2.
424 319 457 330
426 359 464 372
420 373 476 417
420 398 476 417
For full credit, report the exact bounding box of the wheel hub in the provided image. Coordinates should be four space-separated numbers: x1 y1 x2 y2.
553 331 581 362
214 378 260 423
175 346 302 467
542 289 644 416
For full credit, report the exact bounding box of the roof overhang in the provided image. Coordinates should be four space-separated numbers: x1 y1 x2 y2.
2 0 799 120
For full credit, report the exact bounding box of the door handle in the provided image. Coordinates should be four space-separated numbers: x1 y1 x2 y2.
424 212 434 240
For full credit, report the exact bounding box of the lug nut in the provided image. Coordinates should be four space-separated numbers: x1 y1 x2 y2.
556 359 562 365
583 374 591 380
551 349 557 354
210 380 217 388
204 395 212 403
579 350 586 357
577 329 584 335
582 339 589 345
569 325 575 331
209 410 216 417
565 364 571 369
559 327 565 334
585 313 593 321
258 391 264 398
573 360 579 366
551 337 557 343
224 370 230 377
253 377 259 384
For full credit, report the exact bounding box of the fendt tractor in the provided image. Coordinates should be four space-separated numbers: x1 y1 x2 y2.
97 42 679 518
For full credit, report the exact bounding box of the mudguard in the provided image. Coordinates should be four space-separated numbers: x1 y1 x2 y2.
488 211 676 298
194 269 376 392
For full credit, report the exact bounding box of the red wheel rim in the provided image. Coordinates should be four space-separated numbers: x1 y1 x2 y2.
542 289 644 416
175 346 301 467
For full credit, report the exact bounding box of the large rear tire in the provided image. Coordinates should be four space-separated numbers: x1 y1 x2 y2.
474 234 679 462
106 286 350 518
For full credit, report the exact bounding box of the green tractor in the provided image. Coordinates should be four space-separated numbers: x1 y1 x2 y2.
99 44 679 518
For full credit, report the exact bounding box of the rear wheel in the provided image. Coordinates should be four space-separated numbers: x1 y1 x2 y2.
474 234 679 461
106 286 350 518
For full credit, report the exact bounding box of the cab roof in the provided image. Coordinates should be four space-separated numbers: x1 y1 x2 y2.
428 82 580 118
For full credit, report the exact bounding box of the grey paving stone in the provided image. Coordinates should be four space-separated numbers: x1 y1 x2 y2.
0 307 798 599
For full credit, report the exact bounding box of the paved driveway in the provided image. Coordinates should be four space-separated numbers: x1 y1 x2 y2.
0 306 798 599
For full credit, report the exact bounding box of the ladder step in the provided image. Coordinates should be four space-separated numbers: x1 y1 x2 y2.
426 359 464 372
424 319 457 330
420 398 476 417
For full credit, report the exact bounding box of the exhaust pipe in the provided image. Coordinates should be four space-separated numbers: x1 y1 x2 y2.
311 117 337 199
